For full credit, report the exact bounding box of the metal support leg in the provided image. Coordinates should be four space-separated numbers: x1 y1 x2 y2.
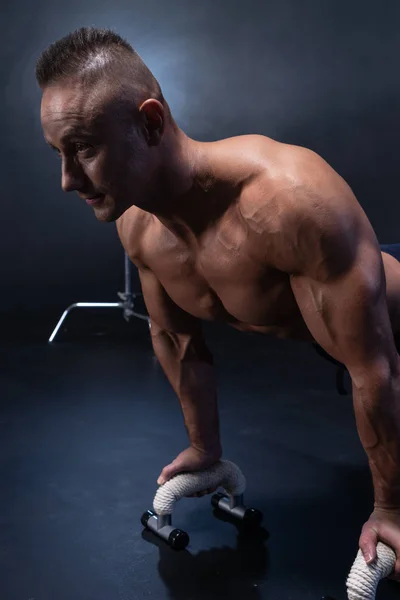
48 251 149 342
117 252 150 323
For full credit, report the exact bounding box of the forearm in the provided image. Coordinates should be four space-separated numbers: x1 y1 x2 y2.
352 369 400 509
151 325 222 455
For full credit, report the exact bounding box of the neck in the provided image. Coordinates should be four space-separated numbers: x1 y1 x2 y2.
146 130 217 241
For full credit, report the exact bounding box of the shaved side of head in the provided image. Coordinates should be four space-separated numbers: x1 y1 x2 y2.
36 26 172 121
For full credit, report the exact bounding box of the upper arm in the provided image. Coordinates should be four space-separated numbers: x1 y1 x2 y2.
268 163 399 382
116 209 201 335
139 266 213 365
139 266 202 335
290 247 398 381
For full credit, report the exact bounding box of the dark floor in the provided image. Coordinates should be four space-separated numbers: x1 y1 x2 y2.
1 309 399 600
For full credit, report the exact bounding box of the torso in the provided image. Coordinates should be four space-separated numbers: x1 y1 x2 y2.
116 135 400 343
149 208 313 340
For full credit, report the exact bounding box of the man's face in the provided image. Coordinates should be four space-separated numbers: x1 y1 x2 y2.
41 81 154 222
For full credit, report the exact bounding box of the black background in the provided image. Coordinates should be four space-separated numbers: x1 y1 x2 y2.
2 0 400 317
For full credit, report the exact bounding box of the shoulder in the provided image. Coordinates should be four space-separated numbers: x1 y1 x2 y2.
239 139 374 278
241 136 356 214
116 205 154 268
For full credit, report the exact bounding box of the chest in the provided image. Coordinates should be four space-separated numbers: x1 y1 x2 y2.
143 223 297 325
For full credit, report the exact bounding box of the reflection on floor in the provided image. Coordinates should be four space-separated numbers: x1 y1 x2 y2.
1 311 399 600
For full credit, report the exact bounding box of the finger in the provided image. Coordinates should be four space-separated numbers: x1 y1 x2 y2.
388 556 400 581
157 462 181 486
359 527 379 564
157 471 168 486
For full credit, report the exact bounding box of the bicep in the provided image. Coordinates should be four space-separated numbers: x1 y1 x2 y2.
139 267 213 365
290 246 399 382
138 267 203 336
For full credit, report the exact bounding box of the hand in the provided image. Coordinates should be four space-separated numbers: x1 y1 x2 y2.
157 446 222 498
359 507 400 581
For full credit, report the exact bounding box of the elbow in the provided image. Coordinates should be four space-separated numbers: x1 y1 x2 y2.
149 322 214 366
350 357 400 395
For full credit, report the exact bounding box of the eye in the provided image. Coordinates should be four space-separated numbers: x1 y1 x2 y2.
75 143 92 154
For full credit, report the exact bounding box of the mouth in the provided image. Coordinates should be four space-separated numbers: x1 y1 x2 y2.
85 195 104 206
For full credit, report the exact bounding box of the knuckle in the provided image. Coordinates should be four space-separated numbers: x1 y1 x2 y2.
359 530 373 543
359 542 371 556
360 524 371 536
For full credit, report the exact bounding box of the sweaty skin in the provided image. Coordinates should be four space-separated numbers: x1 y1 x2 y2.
41 83 400 577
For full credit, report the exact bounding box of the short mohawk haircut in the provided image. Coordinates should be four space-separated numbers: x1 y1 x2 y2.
35 26 164 106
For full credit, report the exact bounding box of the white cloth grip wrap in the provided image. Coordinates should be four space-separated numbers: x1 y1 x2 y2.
346 542 396 599
153 459 247 516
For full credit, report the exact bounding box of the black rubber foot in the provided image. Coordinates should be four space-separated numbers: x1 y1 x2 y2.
211 492 226 509
243 507 263 527
141 509 155 529
168 528 189 550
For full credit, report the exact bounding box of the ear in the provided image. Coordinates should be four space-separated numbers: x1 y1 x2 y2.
138 99 165 146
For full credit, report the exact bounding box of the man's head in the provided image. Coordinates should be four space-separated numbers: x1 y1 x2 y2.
37 27 176 221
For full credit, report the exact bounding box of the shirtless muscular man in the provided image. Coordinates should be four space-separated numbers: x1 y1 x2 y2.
37 28 400 578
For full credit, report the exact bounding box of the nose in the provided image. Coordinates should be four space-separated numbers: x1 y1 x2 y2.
61 158 85 193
